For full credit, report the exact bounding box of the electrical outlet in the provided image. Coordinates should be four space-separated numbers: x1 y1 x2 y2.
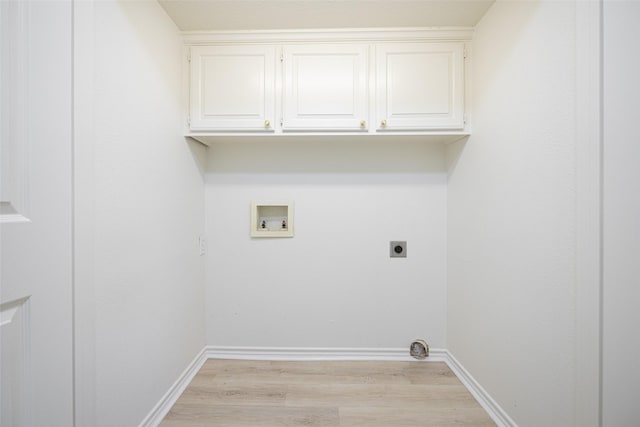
390 241 407 258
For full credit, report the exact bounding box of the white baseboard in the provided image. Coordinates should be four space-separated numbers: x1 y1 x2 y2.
137 347 208 427
141 345 516 427
443 350 518 427
206 345 447 362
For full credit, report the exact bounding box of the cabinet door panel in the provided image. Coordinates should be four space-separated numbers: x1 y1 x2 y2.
283 44 368 131
190 45 275 131
376 43 464 130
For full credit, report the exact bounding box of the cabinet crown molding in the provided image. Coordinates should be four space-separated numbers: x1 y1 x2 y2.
182 27 474 45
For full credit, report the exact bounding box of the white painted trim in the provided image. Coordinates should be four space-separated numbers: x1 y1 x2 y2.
72 0 97 425
137 348 208 427
182 27 474 45
206 345 447 362
443 350 518 427
574 1 603 426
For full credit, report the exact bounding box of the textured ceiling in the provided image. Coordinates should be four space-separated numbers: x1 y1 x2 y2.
158 0 495 31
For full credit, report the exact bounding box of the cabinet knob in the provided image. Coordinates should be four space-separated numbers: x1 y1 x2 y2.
264 120 271 127
380 119 387 127
360 120 366 128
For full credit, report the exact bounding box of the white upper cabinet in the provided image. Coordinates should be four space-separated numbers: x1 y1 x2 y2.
190 45 276 131
282 44 369 131
376 43 465 131
185 30 471 142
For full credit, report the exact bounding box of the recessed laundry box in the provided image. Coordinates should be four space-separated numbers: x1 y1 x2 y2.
251 201 294 238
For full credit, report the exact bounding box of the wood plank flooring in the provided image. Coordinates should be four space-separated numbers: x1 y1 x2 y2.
160 359 496 426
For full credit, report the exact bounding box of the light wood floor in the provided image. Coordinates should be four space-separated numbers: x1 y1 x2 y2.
160 359 496 426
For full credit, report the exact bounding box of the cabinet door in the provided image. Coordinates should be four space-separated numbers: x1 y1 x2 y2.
282 44 369 131
190 45 276 131
376 43 464 130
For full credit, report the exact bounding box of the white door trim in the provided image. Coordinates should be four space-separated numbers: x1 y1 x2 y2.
72 0 97 425
574 1 603 426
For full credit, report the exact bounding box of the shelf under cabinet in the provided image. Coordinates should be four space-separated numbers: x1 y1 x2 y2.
186 132 470 146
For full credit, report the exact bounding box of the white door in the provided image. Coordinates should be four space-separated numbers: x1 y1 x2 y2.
282 44 369 131
376 42 465 131
190 45 276 132
1 1 74 426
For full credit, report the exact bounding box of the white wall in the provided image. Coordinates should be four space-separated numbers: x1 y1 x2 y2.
602 1 640 425
75 2 640 425
84 1 206 425
204 140 447 349
446 1 577 425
